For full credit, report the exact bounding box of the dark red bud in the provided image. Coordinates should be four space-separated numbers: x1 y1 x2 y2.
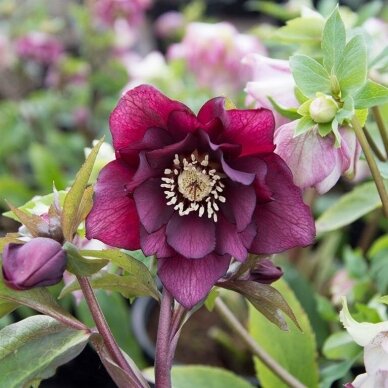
2 237 67 290
249 259 283 284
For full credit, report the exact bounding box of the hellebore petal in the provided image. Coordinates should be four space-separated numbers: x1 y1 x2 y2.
166 213 216 259
340 297 388 347
221 182 257 231
275 121 340 193
220 108 275 156
198 97 227 126
250 154 315 254
2 237 66 290
110 85 194 151
215 216 256 261
133 178 174 233
158 253 231 308
86 160 140 250
118 127 173 166
242 54 298 127
140 226 174 258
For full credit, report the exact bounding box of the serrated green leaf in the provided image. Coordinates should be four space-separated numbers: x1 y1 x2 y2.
290 55 331 97
273 16 324 44
221 280 300 331
60 271 159 301
322 331 362 360
322 7 346 72
318 122 333 137
143 365 254 388
0 269 85 330
316 180 388 233
79 249 159 300
0 315 90 388
61 138 104 241
294 117 315 136
354 80 388 109
64 242 109 276
249 279 319 388
267 96 300 120
336 35 367 95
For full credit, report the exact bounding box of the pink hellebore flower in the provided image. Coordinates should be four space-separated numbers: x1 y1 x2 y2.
86 85 315 308
15 32 63 65
274 122 360 193
93 0 151 27
242 54 298 127
168 22 266 94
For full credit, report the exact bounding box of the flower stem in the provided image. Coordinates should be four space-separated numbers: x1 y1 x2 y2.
352 116 388 217
363 126 386 162
372 106 388 157
155 288 174 388
214 298 307 388
77 276 142 386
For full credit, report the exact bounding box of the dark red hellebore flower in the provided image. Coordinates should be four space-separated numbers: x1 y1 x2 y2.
86 85 315 308
2 237 67 290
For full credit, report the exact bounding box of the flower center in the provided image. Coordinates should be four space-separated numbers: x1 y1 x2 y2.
161 152 226 222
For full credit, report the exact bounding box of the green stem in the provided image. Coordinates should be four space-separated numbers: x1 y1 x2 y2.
372 106 388 157
352 116 388 217
77 276 143 387
363 126 386 162
214 298 306 388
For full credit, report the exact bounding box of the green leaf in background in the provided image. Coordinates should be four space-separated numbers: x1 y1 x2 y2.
272 16 324 44
249 278 319 388
0 315 90 388
353 80 388 109
29 143 67 191
370 253 388 293
316 180 388 233
80 249 160 300
0 270 85 330
143 365 253 388
343 246 368 279
336 35 367 95
322 331 362 360
61 138 103 241
355 0 384 26
319 354 361 388
75 290 146 368
378 295 388 304
290 55 331 97
322 7 346 73
0 176 34 207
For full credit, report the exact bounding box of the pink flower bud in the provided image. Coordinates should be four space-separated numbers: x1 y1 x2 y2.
2 237 67 290
248 259 283 284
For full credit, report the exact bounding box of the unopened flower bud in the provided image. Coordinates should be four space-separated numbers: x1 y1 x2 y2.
2 237 67 290
249 259 283 284
309 95 338 123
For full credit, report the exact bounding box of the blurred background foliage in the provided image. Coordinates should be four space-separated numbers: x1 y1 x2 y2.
1 0 388 386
